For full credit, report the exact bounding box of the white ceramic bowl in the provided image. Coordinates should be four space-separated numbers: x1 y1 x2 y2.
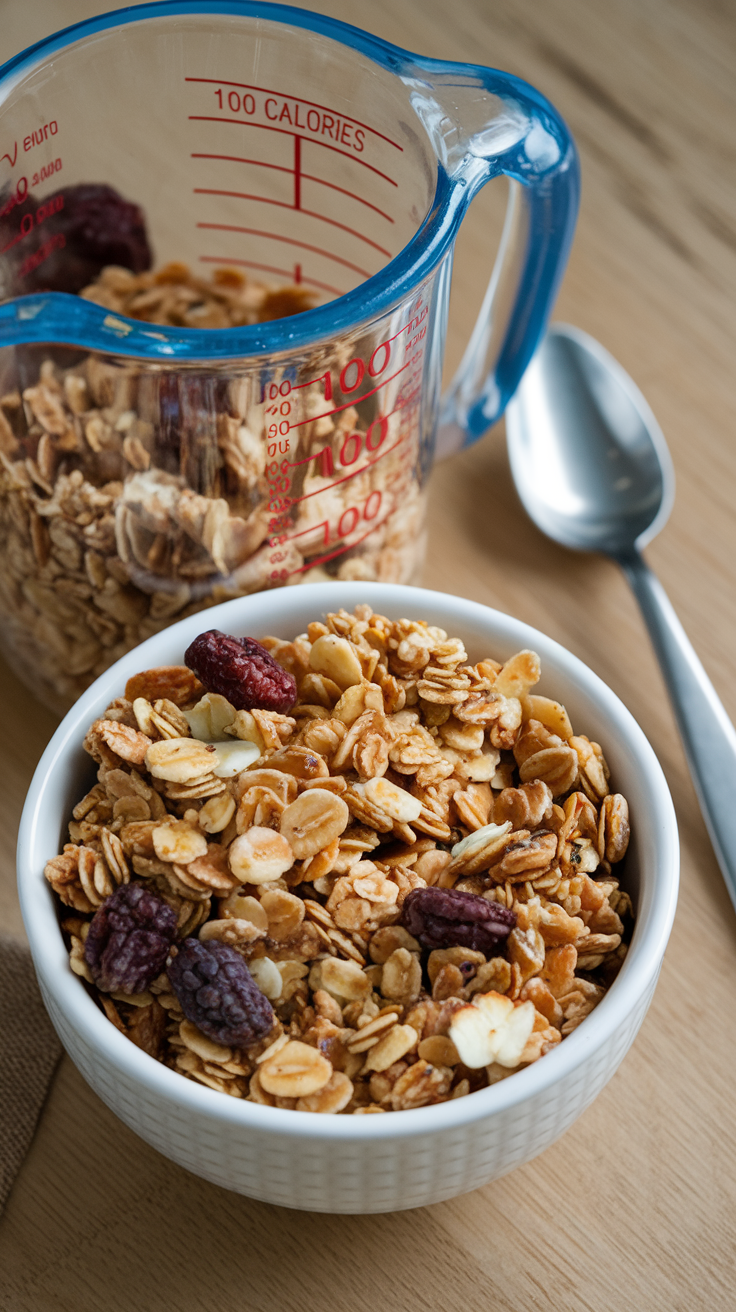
17 582 679 1213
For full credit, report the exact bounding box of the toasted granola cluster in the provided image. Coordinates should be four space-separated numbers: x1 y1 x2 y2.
0 263 425 712
79 261 318 328
45 607 633 1113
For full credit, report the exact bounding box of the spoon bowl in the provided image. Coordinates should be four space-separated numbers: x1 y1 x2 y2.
506 324 674 556
506 323 736 914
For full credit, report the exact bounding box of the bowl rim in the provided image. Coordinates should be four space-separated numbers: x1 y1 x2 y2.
17 581 679 1141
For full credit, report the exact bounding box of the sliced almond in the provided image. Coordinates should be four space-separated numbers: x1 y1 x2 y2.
309 634 363 689
184 692 237 742
146 737 217 783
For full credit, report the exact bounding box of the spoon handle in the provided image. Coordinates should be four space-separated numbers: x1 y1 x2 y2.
619 548 736 912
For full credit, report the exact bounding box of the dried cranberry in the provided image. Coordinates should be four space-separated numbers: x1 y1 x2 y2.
3 182 152 296
400 887 516 954
167 939 274 1048
185 629 297 713
84 883 177 994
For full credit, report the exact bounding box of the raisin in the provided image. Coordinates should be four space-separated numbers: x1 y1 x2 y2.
153 373 232 490
400 887 516 954
167 939 274 1048
184 629 297 713
84 883 177 994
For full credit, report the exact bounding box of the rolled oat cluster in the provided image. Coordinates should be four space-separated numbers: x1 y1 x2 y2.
0 263 424 712
45 606 632 1114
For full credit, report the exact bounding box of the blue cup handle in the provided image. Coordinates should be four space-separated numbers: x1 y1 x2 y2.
409 61 580 457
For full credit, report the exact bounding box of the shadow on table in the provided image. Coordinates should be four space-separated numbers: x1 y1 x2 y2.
0 1057 540 1312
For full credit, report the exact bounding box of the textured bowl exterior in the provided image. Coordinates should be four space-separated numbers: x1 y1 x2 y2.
37 967 658 1212
18 583 679 1213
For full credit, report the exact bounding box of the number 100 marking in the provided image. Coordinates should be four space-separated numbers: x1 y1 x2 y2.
337 488 382 538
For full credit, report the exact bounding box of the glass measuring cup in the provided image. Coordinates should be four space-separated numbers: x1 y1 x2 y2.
0 2 578 711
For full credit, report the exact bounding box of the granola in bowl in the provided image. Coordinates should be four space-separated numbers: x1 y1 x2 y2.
45 604 633 1114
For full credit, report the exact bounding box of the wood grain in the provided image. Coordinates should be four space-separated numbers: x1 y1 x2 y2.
2 0 736 1307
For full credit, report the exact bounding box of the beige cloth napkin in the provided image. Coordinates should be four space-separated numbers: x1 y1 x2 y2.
0 931 63 1214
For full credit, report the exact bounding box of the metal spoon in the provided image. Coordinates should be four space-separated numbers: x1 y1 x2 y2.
505 322 736 911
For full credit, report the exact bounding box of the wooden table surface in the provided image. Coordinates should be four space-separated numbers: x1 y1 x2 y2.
2 0 736 1307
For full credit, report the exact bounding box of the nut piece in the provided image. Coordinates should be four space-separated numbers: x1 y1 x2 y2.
210 739 261 777
258 1039 332 1097
401 886 516 953
184 693 237 742
448 991 536 1069
146 737 217 783
309 634 363 689
228 827 294 884
199 918 265 947
279 789 350 859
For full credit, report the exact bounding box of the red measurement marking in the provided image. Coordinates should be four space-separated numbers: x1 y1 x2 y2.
197 222 372 278
189 119 398 186
287 521 327 542
193 189 392 258
192 151 288 173
198 255 341 296
185 78 403 150
191 154 395 223
289 514 392 575
287 428 413 506
301 173 394 223
287 361 413 431
293 135 301 210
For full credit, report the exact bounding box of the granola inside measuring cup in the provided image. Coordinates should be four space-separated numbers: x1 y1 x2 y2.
0 261 425 712
45 606 633 1114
